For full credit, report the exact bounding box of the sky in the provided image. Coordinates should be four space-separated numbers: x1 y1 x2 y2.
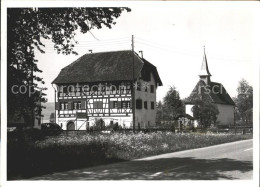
35 2 260 103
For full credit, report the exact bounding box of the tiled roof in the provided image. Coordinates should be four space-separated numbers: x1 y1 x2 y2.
199 51 211 76
52 50 162 85
185 80 235 105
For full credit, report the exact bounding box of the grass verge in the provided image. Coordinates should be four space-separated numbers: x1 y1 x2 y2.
7 132 252 180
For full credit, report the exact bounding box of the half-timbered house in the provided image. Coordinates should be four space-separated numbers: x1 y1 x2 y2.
52 50 162 130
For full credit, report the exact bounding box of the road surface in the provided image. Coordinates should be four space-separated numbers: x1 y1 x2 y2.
31 139 253 180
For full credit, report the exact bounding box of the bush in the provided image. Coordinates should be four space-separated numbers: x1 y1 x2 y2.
112 122 120 131
206 126 218 133
93 118 105 130
8 128 46 143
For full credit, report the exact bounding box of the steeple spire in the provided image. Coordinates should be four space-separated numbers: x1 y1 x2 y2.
199 46 211 84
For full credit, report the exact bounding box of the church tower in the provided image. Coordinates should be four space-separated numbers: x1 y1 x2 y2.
185 47 235 127
199 47 211 85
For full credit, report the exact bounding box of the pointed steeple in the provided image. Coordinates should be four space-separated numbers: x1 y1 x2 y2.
199 46 211 84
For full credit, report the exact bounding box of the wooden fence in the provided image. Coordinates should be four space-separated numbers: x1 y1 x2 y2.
62 125 253 135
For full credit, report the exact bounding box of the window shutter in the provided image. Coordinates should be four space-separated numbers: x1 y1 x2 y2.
97 101 103 109
151 102 155 110
55 102 60 110
136 99 142 109
130 100 132 109
68 101 73 110
117 101 122 109
81 100 86 109
109 101 114 109
150 85 154 93
93 102 97 108
144 101 147 109
63 86 67 93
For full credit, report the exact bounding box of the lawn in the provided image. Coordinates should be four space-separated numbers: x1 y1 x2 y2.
7 131 252 180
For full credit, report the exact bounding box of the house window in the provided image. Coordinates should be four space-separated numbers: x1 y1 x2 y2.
60 103 64 110
151 102 155 110
92 86 98 92
62 86 67 93
112 86 117 92
120 85 125 93
101 86 106 94
150 85 155 93
74 102 77 109
67 86 75 96
82 86 89 93
122 101 130 109
73 102 81 110
110 101 123 109
68 86 74 92
93 101 103 109
136 99 142 109
65 103 68 110
113 101 118 108
144 101 148 109
75 86 81 96
126 83 131 93
76 86 81 92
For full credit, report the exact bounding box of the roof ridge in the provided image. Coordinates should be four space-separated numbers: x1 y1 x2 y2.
210 81 221 85
61 50 133 70
84 49 132 55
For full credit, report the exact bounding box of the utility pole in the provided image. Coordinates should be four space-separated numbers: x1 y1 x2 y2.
31 66 34 128
52 84 57 124
132 35 136 133
234 105 236 135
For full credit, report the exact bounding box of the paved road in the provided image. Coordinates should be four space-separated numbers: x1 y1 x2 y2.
31 139 253 180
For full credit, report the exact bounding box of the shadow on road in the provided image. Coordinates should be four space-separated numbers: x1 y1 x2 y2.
31 157 252 180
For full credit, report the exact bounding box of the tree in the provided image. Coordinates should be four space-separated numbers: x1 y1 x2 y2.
155 86 184 129
93 118 105 130
234 79 253 126
192 100 219 129
163 86 184 120
155 101 163 126
49 113 55 123
7 8 131 126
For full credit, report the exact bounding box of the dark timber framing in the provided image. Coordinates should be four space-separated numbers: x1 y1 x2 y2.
52 50 163 130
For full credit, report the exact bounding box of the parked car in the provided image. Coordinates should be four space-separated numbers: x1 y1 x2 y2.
41 123 63 135
8 126 45 141
218 128 229 133
7 127 17 132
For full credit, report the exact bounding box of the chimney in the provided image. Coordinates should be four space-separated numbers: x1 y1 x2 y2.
139 51 143 58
